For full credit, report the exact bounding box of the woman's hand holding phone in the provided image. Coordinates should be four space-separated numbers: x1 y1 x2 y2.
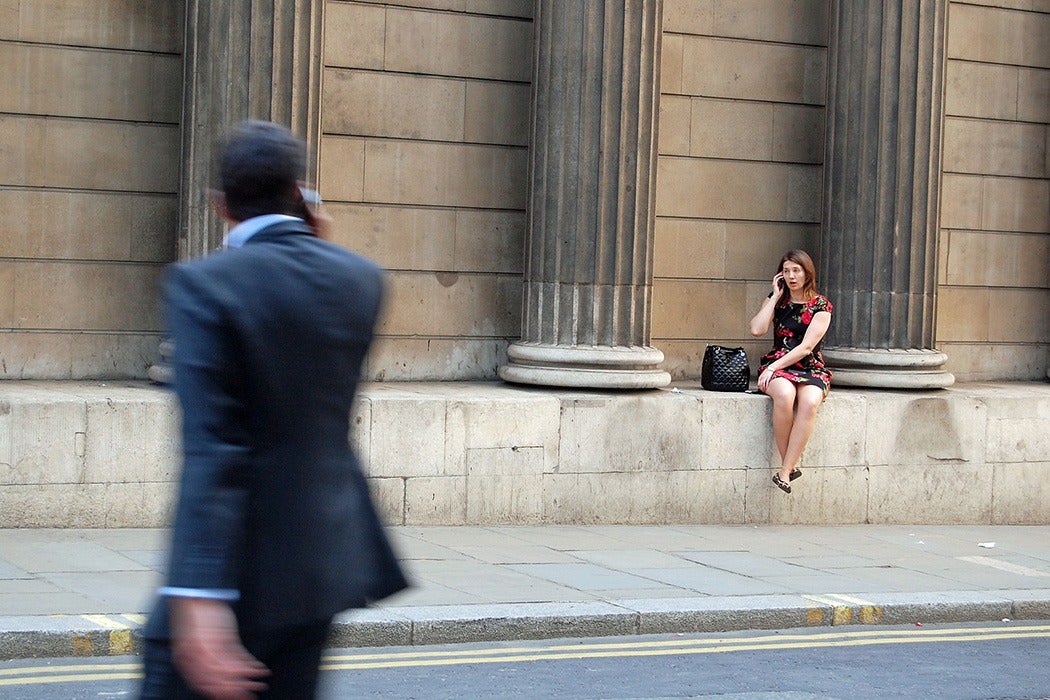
771 273 785 298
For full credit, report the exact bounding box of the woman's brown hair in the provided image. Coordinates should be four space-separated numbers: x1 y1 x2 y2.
776 249 818 306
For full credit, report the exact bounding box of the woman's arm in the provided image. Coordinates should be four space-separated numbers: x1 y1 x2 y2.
757 310 831 389
749 274 785 336
748 296 777 336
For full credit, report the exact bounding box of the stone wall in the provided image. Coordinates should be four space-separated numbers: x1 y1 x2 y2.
318 0 532 381
652 0 828 380
2 381 1047 527
0 0 183 378
937 0 1050 380
0 0 1045 384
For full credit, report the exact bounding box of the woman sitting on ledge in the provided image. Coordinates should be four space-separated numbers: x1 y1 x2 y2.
748 249 833 495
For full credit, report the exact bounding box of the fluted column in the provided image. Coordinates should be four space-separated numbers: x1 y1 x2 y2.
819 0 954 389
499 0 670 389
178 0 323 260
151 0 323 383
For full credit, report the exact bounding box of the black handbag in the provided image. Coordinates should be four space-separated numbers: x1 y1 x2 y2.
700 345 750 392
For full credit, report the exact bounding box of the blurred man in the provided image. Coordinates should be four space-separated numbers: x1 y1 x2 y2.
141 120 407 699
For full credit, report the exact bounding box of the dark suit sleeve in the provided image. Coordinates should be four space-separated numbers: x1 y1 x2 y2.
162 264 250 593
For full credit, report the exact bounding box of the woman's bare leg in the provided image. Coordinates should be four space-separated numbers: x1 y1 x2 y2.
779 384 825 480
764 377 797 467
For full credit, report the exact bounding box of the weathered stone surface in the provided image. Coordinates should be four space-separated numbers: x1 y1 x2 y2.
368 395 448 478
699 393 769 469
993 462 1050 524
559 392 702 474
2 381 1049 527
863 393 988 466
404 476 467 525
363 337 509 382
745 465 869 525
663 0 828 44
867 462 993 524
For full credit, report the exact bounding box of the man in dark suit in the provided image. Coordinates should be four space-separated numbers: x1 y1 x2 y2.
141 120 407 699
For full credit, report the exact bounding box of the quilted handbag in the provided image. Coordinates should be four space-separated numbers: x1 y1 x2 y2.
700 345 750 392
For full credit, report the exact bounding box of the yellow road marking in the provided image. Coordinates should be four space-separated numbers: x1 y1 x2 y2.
72 635 94 656
121 614 147 625
320 630 1050 671
800 594 882 624
323 623 1050 662
800 595 852 624
859 606 883 624
2 624 1048 687
0 663 140 677
826 594 875 606
109 629 133 655
81 615 127 630
0 673 141 687
801 594 843 606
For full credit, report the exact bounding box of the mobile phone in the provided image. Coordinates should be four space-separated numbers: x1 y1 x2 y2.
777 277 786 291
297 187 322 229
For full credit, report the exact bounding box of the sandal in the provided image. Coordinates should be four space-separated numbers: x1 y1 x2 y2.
789 468 802 481
772 472 792 494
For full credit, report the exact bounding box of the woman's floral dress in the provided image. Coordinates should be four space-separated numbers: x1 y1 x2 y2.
759 294 834 397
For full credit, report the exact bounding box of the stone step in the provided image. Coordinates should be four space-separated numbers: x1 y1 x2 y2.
0 380 1047 527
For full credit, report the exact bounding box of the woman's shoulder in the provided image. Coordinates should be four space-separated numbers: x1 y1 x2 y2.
809 294 833 313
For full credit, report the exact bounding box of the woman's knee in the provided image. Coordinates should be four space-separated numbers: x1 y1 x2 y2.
796 387 824 415
766 378 796 406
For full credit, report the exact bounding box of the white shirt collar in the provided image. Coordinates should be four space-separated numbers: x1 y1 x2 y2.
223 214 302 249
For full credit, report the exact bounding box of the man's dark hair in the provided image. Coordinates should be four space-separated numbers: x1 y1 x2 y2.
219 120 306 221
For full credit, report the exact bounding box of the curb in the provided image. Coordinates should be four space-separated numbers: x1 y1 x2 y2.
3 591 1049 660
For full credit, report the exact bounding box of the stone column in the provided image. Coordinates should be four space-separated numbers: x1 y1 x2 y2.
499 0 670 389
178 0 323 260
819 0 954 389
151 0 323 383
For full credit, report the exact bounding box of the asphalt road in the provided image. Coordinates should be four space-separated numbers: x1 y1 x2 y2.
2 622 1048 699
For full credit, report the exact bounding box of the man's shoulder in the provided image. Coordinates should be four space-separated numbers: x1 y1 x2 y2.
168 237 384 291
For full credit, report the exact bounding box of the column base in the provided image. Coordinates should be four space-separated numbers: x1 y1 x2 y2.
499 343 671 389
823 348 954 389
147 339 174 385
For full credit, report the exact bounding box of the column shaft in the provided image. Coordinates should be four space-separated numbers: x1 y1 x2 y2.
819 0 953 388
178 0 323 260
500 0 669 389
152 0 322 383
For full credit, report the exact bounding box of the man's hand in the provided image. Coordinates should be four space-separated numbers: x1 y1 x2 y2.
169 597 270 699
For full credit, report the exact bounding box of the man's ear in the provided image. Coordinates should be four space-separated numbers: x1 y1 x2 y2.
211 191 236 223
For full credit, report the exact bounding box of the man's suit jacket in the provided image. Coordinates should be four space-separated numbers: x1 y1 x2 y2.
145 220 407 640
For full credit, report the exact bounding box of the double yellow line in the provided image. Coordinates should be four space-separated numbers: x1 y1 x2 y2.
0 662 141 688
318 624 1050 671
2 624 1048 687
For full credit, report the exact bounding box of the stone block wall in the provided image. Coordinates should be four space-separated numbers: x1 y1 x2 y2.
651 0 829 380
937 0 1050 380
0 0 182 379
319 0 532 381
2 381 1048 527
0 0 1044 385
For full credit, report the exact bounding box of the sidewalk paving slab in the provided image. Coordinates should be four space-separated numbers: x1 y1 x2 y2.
1 525 1048 659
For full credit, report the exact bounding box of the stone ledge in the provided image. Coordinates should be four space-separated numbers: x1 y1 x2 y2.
0 380 1048 527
